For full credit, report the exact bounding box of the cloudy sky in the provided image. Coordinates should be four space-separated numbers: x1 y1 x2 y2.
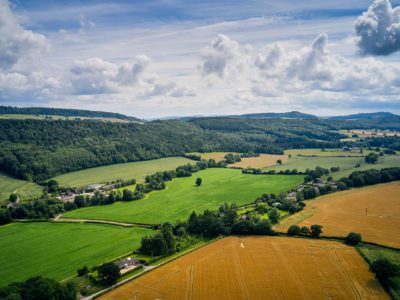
1 0 400 118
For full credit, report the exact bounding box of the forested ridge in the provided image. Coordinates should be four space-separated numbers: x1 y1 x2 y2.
0 115 399 182
0 106 140 121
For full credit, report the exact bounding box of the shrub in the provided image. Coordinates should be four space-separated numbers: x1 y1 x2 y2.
345 232 362 246
370 259 400 280
287 225 300 236
310 224 323 237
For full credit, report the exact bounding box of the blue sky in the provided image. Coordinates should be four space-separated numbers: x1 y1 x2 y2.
1 0 400 118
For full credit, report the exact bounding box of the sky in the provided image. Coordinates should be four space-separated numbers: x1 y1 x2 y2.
0 0 400 118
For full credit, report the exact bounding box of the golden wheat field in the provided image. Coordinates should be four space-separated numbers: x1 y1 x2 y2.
99 236 387 300
276 182 400 248
228 154 288 169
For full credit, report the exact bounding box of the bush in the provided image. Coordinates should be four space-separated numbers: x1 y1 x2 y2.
97 262 120 285
77 266 89 276
287 225 300 236
345 232 362 246
370 259 400 280
310 224 323 237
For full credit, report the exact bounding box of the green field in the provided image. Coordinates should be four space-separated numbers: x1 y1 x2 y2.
284 148 372 157
63 168 303 224
358 245 400 298
52 157 194 188
264 155 400 179
0 172 43 202
0 222 153 287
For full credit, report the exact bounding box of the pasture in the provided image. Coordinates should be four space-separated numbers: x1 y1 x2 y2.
62 169 303 224
263 155 400 179
229 154 288 169
0 222 153 287
276 182 400 248
0 172 43 202
99 236 388 300
52 157 194 188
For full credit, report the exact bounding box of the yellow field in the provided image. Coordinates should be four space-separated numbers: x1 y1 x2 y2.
187 152 235 161
229 154 288 168
276 182 400 248
99 236 387 300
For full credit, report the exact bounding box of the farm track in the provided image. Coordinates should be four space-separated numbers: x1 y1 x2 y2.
53 215 155 229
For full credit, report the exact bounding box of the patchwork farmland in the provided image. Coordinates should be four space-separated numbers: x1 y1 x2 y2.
276 182 400 248
62 168 304 224
99 236 388 300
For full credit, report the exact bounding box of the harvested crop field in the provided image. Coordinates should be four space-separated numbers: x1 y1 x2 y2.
228 154 288 168
99 236 387 300
276 182 400 248
186 152 233 161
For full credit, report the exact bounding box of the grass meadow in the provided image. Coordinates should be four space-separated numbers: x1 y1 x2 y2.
63 168 304 224
0 222 153 287
52 157 194 188
0 172 43 202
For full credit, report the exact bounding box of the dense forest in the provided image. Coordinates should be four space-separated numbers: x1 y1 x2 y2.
0 114 399 181
0 106 140 121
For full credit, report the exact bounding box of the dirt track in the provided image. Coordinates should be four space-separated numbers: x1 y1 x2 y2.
98 236 388 300
276 182 400 248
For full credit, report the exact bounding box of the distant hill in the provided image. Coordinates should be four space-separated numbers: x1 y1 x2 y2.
0 106 141 122
168 111 318 121
329 112 398 120
238 111 318 120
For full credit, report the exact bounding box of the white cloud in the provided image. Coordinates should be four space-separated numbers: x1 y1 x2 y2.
67 56 151 95
0 0 49 70
200 34 245 78
355 0 400 55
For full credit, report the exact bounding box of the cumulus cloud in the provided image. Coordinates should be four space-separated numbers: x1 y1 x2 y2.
67 56 150 94
200 34 244 78
252 32 399 95
355 0 400 56
0 0 49 70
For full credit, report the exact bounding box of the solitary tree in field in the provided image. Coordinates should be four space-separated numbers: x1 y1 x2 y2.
276 159 282 165
195 178 202 186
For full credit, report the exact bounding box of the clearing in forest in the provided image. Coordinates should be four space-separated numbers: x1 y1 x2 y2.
276 182 400 248
99 236 388 300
